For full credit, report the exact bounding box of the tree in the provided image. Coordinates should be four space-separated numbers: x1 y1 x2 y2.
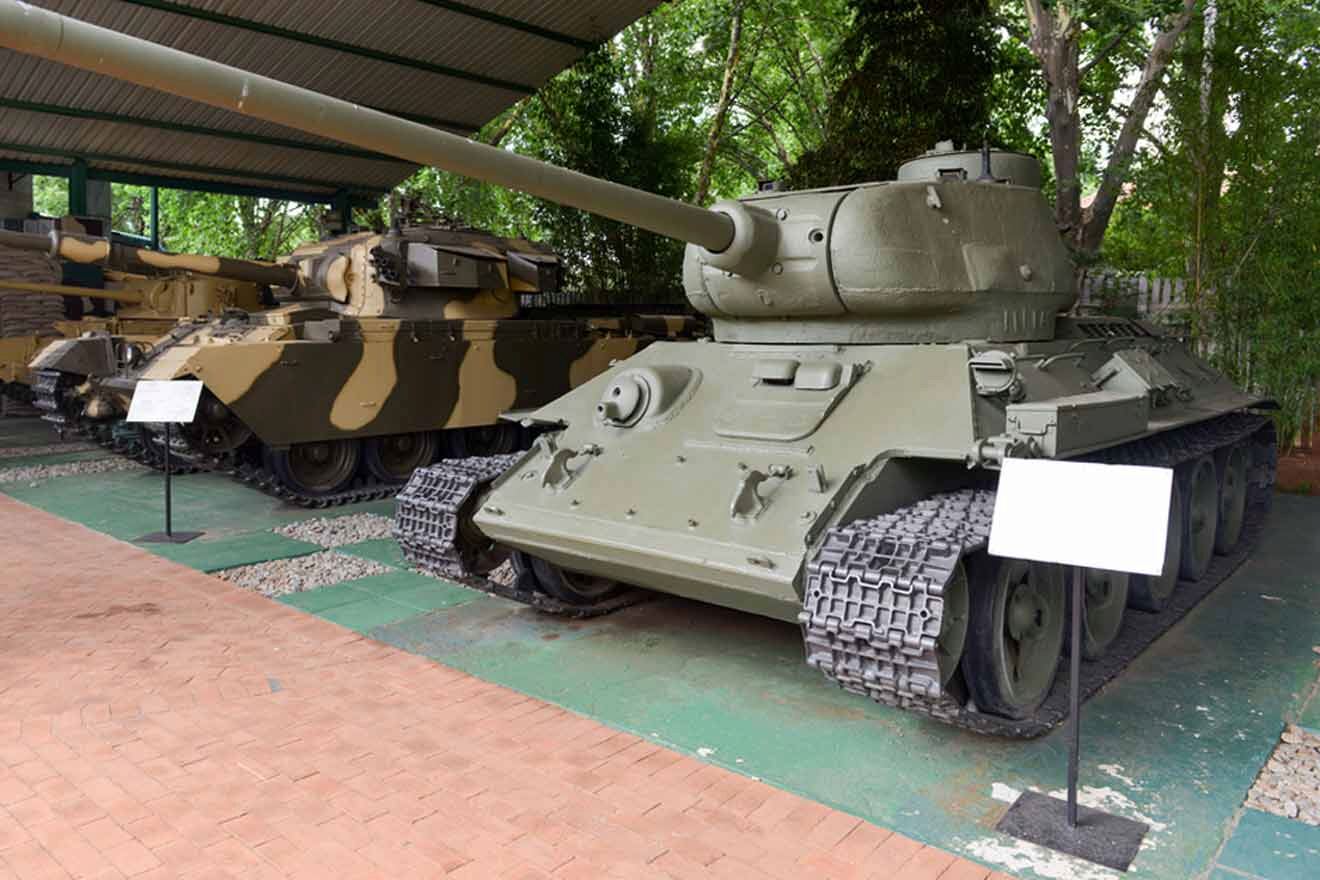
1104 0 1320 446
789 0 998 188
1019 0 1199 259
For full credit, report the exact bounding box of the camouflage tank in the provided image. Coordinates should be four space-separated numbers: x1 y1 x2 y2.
7 223 694 504
0 240 268 416
0 6 1276 735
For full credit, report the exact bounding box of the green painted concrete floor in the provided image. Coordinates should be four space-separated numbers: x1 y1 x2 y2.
3 419 1319 880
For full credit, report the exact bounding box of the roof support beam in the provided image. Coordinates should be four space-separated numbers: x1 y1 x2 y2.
0 156 373 206
412 1 596 50
118 0 536 94
0 140 385 197
0 97 405 163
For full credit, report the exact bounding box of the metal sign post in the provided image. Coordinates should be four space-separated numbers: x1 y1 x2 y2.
988 457 1173 872
128 380 205 545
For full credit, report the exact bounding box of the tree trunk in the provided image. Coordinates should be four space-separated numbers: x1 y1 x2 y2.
1025 0 1200 259
1026 0 1084 239
695 2 745 205
485 100 525 149
1078 0 1199 255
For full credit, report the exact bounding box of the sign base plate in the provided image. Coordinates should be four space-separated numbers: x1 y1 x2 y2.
135 530 204 545
996 790 1148 871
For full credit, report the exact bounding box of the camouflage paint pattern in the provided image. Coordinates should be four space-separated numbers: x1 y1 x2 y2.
114 310 654 447
36 226 695 456
0 272 265 394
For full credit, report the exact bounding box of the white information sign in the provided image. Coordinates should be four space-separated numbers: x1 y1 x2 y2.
988 458 1173 576
126 380 204 424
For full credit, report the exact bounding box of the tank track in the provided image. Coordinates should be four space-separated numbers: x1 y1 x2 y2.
395 455 652 617
27 373 414 505
801 411 1275 737
394 454 524 577
31 369 70 431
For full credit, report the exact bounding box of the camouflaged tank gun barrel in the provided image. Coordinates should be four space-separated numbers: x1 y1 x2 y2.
0 229 299 290
0 1 738 258
0 278 147 306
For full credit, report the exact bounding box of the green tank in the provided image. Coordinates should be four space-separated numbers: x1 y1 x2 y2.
0 4 1277 734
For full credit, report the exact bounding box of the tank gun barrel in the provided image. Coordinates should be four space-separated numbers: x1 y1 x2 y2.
0 229 299 289
0 277 146 305
0 1 738 256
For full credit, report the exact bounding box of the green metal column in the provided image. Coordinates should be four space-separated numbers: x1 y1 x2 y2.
68 159 88 216
149 186 160 250
333 190 352 233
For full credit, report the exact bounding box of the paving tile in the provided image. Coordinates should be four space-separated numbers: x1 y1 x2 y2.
0 494 999 880
369 580 479 613
315 597 418 633
1217 808 1320 880
335 539 407 569
276 582 372 613
151 532 321 573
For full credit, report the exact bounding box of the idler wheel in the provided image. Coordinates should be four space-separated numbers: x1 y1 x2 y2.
1180 456 1219 580
269 439 360 497
936 562 971 687
1215 444 1248 554
510 551 623 606
185 393 253 455
444 423 522 458
962 556 1065 719
1129 472 1185 612
363 432 438 483
1065 567 1130 660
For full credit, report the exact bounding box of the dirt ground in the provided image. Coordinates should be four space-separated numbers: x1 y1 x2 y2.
1278 446 1320 495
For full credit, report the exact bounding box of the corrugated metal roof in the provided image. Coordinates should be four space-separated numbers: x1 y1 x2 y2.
0 0 664 201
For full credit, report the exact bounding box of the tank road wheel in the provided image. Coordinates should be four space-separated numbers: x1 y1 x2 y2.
1180 456 1219 581
269 439 360 497
510 550 623 606
937 562 971 688
363 432 439 484
445 423 522 458
1066 568 1130 660
1129 473 1185 612
962 556 1065 719
1215 444 1249 554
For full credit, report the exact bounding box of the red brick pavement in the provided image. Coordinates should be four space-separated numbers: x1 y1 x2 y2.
0 496 1011 879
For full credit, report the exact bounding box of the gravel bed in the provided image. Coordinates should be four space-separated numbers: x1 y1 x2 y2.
0 441 98 460
274 512 394 548
215 551 392 597
1247 724 1320 825
0 457 145 484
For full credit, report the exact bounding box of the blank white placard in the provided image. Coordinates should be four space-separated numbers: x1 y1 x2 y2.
988 458 1173 576
126 380 204 424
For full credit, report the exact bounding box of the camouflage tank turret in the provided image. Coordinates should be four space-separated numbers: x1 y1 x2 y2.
0 5 1276 734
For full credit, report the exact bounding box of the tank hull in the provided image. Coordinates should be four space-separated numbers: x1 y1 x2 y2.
34 303 695 504
473 320 1262 622
126 312 657 447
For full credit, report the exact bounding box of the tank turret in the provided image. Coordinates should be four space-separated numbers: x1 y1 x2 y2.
1 2 1072 342
0 222 560 322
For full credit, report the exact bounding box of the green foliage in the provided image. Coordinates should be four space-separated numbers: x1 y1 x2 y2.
30 176 67 218
382 0 853 300
788 0 998 188
1105 0 1320 447
142 189 325 261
